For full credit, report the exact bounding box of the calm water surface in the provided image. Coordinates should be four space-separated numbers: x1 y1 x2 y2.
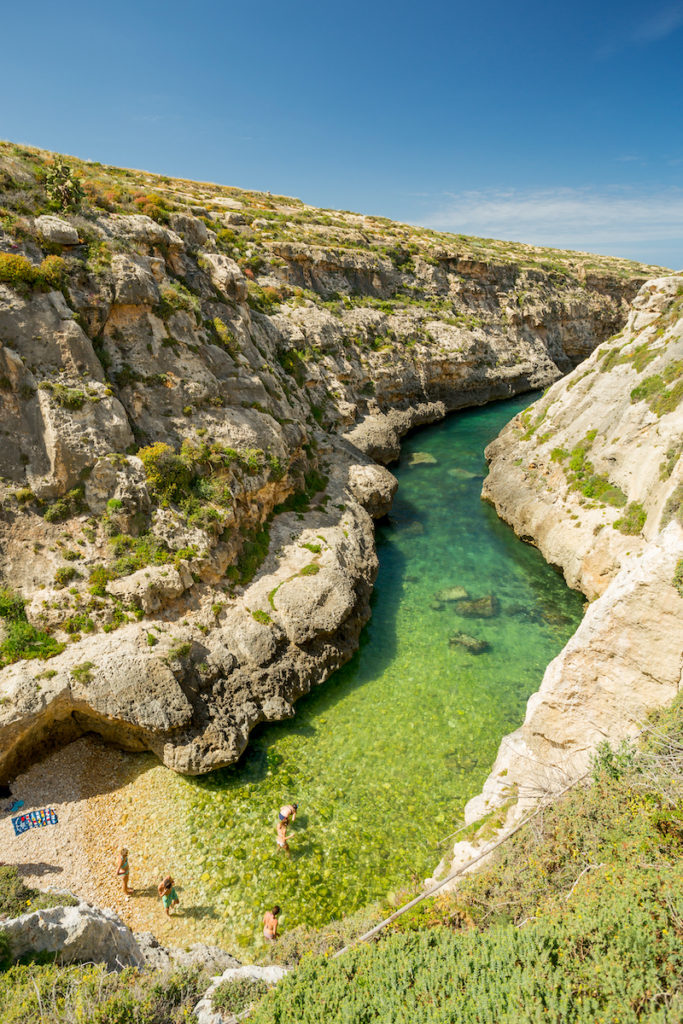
171 394 584 949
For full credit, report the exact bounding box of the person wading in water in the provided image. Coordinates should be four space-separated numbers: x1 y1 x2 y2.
276 802 297 855
263 905 280 941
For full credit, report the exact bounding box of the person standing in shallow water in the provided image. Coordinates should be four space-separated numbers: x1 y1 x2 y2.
116 847 130 896
276 802 297 855
263 905 280 941
278 802 297 825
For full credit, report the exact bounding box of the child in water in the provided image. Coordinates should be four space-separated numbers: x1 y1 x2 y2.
158 875 179 916
116 847 130 896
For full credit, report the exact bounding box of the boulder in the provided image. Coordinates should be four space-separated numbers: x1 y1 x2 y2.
34 215 79 246
347 463 398 518
198 251 248 303
107 562 194 614
169 212 210 249
408 451 437 466
1 900 143 970
111 254 160 306
274 568 357 645
84 455 151 516
135 931 240 973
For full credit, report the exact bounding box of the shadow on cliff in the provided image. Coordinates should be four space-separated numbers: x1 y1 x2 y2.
190 522 409 795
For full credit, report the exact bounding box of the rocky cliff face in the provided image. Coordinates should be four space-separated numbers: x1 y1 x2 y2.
0 142 667 781
444 275 683 875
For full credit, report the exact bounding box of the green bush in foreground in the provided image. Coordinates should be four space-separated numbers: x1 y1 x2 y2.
0 961 208 1024
251 867 682 1024
0 866 77 921
212 976 270 1015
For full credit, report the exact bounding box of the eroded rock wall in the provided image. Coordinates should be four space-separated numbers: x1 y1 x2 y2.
0 143 668 779
444 275 683 875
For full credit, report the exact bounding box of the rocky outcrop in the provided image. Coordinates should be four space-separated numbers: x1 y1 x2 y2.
0 142 669 780
1 899 143 970
135 931 240 974
194 964 289 1024
444 275 683 873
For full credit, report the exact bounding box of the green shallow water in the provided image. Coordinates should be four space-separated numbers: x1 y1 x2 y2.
171 394 584 949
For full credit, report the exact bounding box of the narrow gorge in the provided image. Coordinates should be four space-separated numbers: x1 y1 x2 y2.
0 143 681 954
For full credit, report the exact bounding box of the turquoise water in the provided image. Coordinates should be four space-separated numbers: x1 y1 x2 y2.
175 394 584 948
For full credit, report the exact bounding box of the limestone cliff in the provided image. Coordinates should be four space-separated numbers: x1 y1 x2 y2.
444 274 683 876
0 141 668 780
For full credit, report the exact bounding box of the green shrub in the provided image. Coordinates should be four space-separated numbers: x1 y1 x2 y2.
613 501 647 535
54 566 79 587
70 661 95 683
631 362 683 417
251 609 272 625
661 483 683 528
0 865 77 920
109 533 173 577
299 563 320 576
659 443 681 480
42 486 86 524
166 640 192 662
138 442 192 504
564 433 626 507
210 316 240 358
0 961 209 1024
673 558 683 597
212 977 270 1015
0 253 66 291
0 589 64 667
227 523 271 586
156 280 200 320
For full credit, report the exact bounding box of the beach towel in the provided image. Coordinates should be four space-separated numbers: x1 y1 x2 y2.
11 807 59 837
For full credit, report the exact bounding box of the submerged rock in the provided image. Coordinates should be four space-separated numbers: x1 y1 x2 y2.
434 586 469 603
408 451 437 466
449 631 489 654
456 595 499 618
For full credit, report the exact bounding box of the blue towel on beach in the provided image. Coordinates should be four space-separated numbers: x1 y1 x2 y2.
11 807 58 837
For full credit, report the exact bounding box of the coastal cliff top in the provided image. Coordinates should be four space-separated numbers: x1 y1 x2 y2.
0 140 669 284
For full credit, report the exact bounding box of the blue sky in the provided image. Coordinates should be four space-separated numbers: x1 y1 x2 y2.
3 0 683 266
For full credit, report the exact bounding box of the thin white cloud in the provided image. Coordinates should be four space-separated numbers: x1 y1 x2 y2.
597 2 683 57
421 186 683 262
633 2 683 42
